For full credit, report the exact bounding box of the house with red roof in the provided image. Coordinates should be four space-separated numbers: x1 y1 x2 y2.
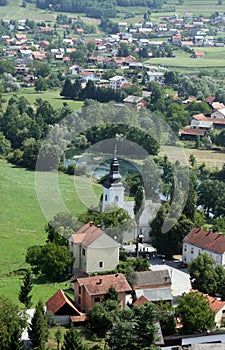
191 290 225 327
74 273 132 313
182 227 225 266
69 222 120 274
45 289 86 326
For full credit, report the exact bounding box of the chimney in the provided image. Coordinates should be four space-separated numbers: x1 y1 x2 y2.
89 221 93 226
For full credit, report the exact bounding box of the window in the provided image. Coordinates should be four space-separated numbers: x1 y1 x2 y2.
191 248 194 254
94 297 100 303
114 196 119 202
82 248 85 256
105 194 107 201
78 296 81 305
184 245 187 252
78 286 81 294
99 261 104 268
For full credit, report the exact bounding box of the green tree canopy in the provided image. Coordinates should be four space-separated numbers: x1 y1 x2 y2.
175 291 215 334
28 300 48 350
0 295 27 350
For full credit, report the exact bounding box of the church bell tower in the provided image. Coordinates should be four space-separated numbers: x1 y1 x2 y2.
102 145 124 212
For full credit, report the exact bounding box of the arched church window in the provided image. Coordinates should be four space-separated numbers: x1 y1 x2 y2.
105 194 107 201
114 196 119 202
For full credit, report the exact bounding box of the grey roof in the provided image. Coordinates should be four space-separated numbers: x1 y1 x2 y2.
123 95 144 104
191 345 225 350
136 287 173 302
134 269 171 288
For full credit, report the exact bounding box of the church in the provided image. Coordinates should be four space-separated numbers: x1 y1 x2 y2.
101 147 160 244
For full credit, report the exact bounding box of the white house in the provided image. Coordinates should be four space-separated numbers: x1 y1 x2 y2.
69 222 120 274
211 107 225 119
69 64 83 75
146 71 165 84
79 71 100 83
182 227 225 266
109 75 128 89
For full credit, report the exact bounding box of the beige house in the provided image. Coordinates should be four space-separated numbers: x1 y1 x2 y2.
74 273 132 313
69 222 120 274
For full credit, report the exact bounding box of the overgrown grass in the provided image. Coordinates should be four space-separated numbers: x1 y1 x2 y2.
0 160 102 304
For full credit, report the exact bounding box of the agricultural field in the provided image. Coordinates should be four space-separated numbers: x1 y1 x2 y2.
147 47 225 74
2 87 84 111
0 160 102 305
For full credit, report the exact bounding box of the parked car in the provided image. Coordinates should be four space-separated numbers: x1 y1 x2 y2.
177 262 188 269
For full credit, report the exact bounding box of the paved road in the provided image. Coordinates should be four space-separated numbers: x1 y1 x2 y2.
150 258 191 298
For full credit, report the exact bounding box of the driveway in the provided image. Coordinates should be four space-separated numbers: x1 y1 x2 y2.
150 258 192 298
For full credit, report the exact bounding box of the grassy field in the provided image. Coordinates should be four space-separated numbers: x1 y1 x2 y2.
2 87 84 111
160 146 225 169
147 47 225 73
0 160 102 305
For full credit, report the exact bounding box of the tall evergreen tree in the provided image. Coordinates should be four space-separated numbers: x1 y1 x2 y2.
18 269 33 308
61 327 86 350
28 300 48 350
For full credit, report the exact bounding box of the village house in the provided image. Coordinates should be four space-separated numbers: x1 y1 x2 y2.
182 227 225 266
69 222 120 274
45 289 86 326
211 107 225 119
146 71 165 84
133 270 173 304
123 95 147 110
191 290 225 327
109 75 128 89
79 71 100 84
190 113 213 129
74 273 132 313
180 127 206 140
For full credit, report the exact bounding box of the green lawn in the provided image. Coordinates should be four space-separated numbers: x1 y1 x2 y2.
146 47 225 73
2 88 84 111
0 160 102 305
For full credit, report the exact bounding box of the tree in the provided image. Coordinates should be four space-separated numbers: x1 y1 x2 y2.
28 300 48 350
55 328 62 350
134 186 145 256
198 180 225 217
175 291 215 334
107 319 138 350
0 296 27 350
156 301 176 336
133 302 158 349
45 212 78 245
189 253 218 295
61 327 86 350
88 302 116 337
0 131 11 156
103 286 118 302
18 269 33 308
26 243 73 281
35 77 48 92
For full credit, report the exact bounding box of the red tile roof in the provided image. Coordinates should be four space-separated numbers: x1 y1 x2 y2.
191 290 225 313
192 113 208 121
46 289 81 315
77 273 132 296
183 227 225 254
71 222 104 247
205 96 215 103
133 294 149 306
208 117 225 125
180 128 206 136
211 102 225 110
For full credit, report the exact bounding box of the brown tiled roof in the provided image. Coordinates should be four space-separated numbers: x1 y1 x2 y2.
71 222 104 247
133 270 171 289
192 113 208 121
211 102 225 110
180 128 206 136
208 117 225 125
46 289 81 315
70 314 87 323
183 227 225 254
77 273 132 296
205 96 215 103
133 294 149 306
